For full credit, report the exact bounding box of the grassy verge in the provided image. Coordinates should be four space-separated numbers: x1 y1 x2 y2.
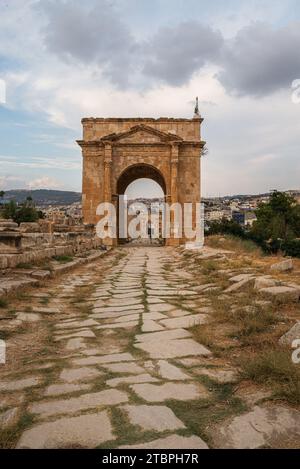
240 348 300 405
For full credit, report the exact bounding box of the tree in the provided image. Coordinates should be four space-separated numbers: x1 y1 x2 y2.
251 191 300 244
2 200 17 220
0 191 4 199
207 218 246 237
2 197 40 224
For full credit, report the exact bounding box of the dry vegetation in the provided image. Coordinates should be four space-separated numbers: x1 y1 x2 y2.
184 235 300 407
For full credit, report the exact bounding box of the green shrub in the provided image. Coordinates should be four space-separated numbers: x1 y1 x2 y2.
282 239 300 258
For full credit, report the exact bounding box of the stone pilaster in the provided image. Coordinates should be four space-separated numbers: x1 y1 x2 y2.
104 143 112 203
168 143 180 246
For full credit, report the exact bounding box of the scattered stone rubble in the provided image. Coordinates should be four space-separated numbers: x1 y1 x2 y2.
0 218 107 297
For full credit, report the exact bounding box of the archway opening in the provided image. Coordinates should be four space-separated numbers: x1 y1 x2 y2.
116 164 166 245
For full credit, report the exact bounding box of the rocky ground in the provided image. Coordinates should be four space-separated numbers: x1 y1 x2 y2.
0 241 300 449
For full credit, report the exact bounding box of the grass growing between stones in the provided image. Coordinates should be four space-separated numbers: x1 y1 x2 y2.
166 381 246 447
0 412 35 449
97 406 183 449
0 298 8 308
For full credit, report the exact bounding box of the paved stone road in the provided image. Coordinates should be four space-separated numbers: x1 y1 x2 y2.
3 246 299 449
13 247 212 449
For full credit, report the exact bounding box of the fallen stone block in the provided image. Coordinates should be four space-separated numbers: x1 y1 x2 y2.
224 277 255 293
279 321 300 346
259 286 300 303
270 259 293 272
254 277 278 290
212 405 300 449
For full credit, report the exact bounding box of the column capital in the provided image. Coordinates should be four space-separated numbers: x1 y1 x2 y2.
104 142 112 163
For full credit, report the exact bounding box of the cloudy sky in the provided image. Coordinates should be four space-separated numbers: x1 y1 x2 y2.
0 0 300 197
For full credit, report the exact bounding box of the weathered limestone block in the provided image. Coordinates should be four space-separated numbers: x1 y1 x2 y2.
270 259 293 272
224 277 255 293
19 222 41 233
279 321 300 346
0 220 19 231
254 277 278 290
259 286 300 303
0 232 23 254
212 405 300 449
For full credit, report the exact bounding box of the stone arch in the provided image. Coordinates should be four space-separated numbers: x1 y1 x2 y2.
116 163 167 196
116 163 167 245
77 117 205 246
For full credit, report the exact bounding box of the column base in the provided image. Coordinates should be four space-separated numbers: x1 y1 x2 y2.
185 241 204 250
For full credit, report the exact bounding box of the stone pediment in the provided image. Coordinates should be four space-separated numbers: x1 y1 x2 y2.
101 125 183 144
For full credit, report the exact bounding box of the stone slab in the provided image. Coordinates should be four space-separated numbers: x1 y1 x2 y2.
135 328 192 343
106 374 159 388
120 435 209 449
159 314 207 330
29 389 129 417
17 411 114 448
65 338 87 351
44 383 91 396
0 377 41 392
72 353 136 366
213 405 300 449
122 405 185 432
130 382 208 402
60 367 101 383
102 363 145 374
55 330 96 340
157 360 189 380
135 338 211 359
96 321 139 330
142 320 165 332
16 313 41 322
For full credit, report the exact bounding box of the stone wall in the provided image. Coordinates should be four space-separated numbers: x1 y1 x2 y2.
0 219 103 270
81 117 202 141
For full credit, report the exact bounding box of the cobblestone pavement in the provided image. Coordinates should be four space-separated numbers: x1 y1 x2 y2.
1 247 299 449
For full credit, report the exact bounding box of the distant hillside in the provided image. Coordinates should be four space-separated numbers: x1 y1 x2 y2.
0 190 81 206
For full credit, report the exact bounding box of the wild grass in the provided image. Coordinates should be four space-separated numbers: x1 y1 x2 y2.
240 348 300 405
16 263 34 269
0 298 8 308
206 235 263 257
0 412 35 449
52 255 73 264
210 292 282 341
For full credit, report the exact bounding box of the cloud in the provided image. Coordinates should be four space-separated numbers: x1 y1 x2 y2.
0 155 80 170
39 2 223 89
27 176 61 190
0 175 25 190
40 0 138 87
142 22 223 86
217 21 300 96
